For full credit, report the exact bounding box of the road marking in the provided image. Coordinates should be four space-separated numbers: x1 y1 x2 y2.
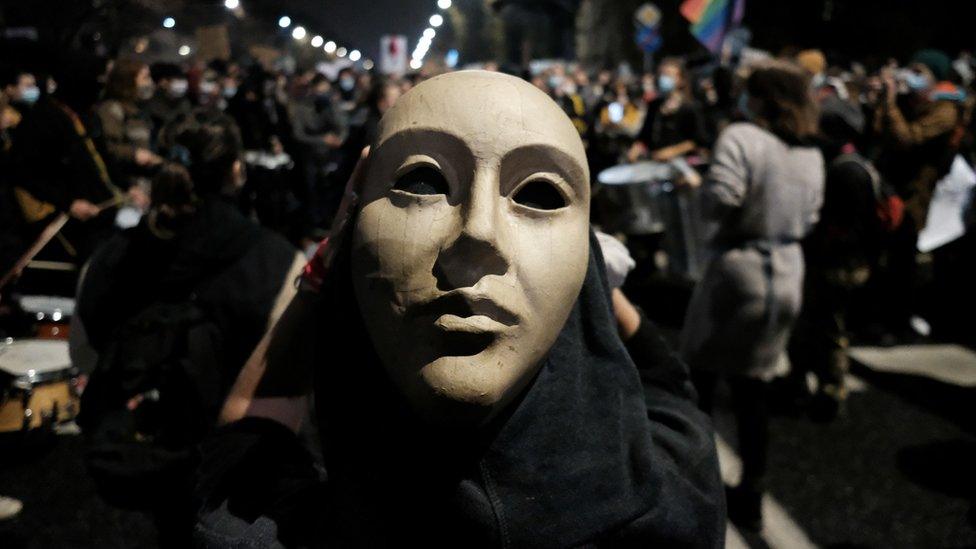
717 435 819 549
849 345 976 387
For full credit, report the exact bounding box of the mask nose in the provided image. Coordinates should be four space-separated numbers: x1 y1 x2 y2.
433 169 509 290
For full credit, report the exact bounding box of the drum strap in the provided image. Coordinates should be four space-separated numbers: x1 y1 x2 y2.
54 99 123 205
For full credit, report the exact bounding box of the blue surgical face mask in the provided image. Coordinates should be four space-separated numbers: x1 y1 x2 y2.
222 85 238 99
657 74 676 94
905 71 931 92
21 86 40 105
340 77 355 92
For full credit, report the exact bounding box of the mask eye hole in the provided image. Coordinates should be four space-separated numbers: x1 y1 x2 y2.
393 166 449 196
512 180 567 211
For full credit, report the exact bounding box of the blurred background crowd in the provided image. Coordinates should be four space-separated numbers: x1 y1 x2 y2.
1 1 975 547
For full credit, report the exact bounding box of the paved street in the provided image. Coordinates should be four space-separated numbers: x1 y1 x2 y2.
2 341 973 548
721 345 976 548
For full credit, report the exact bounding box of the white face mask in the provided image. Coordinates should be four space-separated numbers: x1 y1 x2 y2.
169 79 189 98
352 71 591 424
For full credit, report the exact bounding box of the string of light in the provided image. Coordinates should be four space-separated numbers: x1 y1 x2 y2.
161 2 370 68
411 0 451 70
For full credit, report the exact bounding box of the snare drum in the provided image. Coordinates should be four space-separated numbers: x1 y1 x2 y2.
0 338 80 432
595 161 675 235
18 295 75 340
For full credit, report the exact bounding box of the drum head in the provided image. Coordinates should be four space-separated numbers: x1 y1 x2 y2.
597 161 674 186
0 339 71 377
17 295 75 319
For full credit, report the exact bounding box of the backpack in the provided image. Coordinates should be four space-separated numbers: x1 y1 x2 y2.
831 152 904 233
79 294 224 510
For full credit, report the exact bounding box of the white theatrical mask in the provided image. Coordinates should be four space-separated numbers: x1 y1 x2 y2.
351 71 591 424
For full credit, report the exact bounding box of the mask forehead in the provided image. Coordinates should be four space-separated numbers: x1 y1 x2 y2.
373 71 589 184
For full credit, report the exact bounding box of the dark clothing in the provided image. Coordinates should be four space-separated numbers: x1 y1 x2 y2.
636 97 710 152
77 198 298 546
77 199 296 378
228 96 291 152
319 109 382 226
10 98 117 214
288 94 347 230
9 97 119 263
288 94 347 161
197 231 725 547
145 91 192 137
791 152 880 394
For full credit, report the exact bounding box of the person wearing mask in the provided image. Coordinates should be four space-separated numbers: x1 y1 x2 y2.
146 62 192 134
336 67 359 107
72 109 305 547
1 68 41 116
227 69 289 154
681 60 824 531
628 58 709 163
324 78 401 226
9 55 123 264
289 72 348 232
871 49 966 340
95 58 161 210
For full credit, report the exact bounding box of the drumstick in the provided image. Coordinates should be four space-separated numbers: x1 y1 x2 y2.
0 213 70 292
95 194 127 211
0 191 131 292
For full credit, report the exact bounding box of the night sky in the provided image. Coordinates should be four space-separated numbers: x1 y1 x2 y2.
266 0 440 60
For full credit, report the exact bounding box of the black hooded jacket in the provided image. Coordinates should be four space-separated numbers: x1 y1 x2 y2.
197 231 724 548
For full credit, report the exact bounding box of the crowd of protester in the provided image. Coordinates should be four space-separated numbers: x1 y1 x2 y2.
2 43 976 537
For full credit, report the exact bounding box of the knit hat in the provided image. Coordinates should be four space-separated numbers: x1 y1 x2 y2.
796 49 827 76
911 49 951 81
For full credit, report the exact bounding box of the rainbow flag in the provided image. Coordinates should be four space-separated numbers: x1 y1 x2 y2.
681 0 745 53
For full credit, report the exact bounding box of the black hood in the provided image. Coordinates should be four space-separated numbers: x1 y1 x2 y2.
306 230 723 547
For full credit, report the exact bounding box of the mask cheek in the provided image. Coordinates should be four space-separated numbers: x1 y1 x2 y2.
509 216 589 340
354 199 453 296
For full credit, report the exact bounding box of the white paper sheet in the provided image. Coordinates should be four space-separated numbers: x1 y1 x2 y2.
918 154 976 252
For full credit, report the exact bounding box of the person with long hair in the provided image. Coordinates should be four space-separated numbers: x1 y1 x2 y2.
95 58 161 209
680 60 824 530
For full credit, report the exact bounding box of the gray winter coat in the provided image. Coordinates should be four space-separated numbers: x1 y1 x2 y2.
680 123 824 379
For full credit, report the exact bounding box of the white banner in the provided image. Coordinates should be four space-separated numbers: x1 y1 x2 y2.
380 35 408 75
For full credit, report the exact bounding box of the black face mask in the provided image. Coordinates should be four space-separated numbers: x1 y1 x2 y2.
314 93 332 111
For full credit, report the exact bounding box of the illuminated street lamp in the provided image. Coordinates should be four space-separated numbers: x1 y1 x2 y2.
163 17 176 29
349 50 362 62
438 0 452 9
430 14 444 27
423 28 436 40
292 26 307 40
179 45 191 56
278 16 292 28
336 47 348 57
224 0 240 9
324 41 337 54
311 35 324 48
410 58 423 70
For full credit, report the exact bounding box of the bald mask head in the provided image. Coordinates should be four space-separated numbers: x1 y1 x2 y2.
350 71 591 424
